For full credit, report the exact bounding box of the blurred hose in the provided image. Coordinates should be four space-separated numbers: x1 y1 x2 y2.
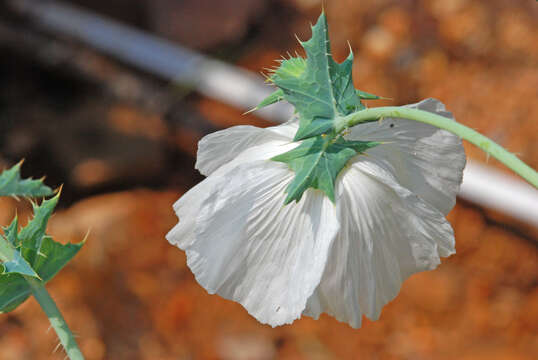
9 0 538 227
459 162 538 227
9 0 294 123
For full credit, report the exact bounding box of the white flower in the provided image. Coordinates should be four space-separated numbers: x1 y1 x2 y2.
166 98 466 328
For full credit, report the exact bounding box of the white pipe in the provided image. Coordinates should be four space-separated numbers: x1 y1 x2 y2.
9 0 294 123
460 162 538 226
10 0 538 227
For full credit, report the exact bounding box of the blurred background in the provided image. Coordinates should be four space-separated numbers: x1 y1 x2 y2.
0 0 537 359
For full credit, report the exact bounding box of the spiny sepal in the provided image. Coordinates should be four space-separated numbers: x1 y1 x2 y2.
257 12 388 141
272 135 379 204
255 89 284 110
256 83 385 113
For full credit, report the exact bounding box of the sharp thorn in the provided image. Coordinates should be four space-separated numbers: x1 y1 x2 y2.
243 107 257 115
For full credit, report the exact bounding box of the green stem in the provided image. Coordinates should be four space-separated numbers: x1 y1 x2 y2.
335 106 538 188
23 276 85 360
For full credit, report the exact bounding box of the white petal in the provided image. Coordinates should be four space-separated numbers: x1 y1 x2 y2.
168 125 298 249
304 159 455 328
265 118 299 138
184 160 339 326
195 120 298 176
166 172 222 250
347 98 465 214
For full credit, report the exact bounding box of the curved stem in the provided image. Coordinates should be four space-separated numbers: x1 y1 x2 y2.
24 275 85 360
335 107 538 188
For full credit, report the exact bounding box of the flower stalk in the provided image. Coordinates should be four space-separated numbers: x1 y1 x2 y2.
23 275 85 360
335 107 538 188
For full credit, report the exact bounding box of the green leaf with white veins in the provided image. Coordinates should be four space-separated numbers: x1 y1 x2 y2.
1 218 39 279
0 230 40 278
0 237 83 313
272 136 379 204
0 195 84 313
267 13 365 140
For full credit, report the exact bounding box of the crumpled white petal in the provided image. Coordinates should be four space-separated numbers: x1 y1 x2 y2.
167 172 222 250
168 160 339 326
195 121 298 176
304 157 455 328
347 98 466 215
170 121 299 249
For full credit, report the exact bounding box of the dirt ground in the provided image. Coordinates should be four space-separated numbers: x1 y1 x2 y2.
0 0 537 359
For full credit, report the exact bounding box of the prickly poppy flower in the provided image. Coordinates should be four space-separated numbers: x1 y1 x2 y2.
166 98 465 328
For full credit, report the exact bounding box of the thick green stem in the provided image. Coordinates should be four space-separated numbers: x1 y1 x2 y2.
23 276 85 360
335 107 538 188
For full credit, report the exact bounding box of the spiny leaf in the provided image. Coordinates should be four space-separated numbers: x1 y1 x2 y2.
0 236 39 278
0 273 30 313
3 217 19 247
272 136 379 204
256 50 382 113
264 13 364 140
0 211 39 278
259 12 389 204
19 193 60 264
0 237 84 313
31 237 84 286
0 161 53 198
0 237 83 313
0 191 84 313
